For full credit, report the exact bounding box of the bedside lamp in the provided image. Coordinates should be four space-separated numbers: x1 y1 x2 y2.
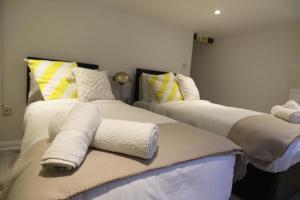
112 71 131 102
113 71 131 85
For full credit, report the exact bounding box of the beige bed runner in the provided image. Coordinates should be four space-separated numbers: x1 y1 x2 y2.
1 123 244 200
228 114 300 164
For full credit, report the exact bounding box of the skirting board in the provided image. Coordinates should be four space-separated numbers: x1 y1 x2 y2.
0 140 21 151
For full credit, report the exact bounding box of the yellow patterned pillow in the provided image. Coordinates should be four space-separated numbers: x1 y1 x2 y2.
146 72 183 103
27 59 78 100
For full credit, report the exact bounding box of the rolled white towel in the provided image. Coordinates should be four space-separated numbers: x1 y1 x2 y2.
41 103 102 170
271 105 300 124
283 100 300 110
48 114 158 159
92 119 158 159
48 111 69 141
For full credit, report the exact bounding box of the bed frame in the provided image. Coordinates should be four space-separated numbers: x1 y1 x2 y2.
26 56 98 100
134 68 300 200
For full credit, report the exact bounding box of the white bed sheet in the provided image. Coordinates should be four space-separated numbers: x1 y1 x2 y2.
134 100 300 173
22 100 237 200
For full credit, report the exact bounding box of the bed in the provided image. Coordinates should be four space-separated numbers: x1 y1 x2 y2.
0 58 245 200
133 68 300 200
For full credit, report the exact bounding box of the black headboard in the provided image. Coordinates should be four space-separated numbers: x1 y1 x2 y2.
26 56 99 99
134 68 168 102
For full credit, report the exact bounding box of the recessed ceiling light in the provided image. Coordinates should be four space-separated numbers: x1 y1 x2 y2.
214 10 221 15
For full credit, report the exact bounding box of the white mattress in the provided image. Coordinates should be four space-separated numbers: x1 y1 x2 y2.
134 100 300 173
21 99 237 200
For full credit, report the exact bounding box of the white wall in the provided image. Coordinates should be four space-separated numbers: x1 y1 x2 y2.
191 25 300 112
0 0 193 141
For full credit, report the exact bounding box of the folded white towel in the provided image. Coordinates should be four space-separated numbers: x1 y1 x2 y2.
92 119 158 159
41 103 102 170
48 113 158 159
271 105 300 124
283 100 300 110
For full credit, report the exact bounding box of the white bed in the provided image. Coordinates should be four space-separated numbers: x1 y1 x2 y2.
134 100 300 173
21 99 237 200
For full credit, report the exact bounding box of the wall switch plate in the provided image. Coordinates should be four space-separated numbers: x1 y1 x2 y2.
2 106 12 116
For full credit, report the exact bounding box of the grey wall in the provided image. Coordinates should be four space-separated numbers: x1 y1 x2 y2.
0 0 3 106
0 0 193 142
191 25 300 112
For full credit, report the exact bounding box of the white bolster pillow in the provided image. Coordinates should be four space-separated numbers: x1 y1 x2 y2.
91 119 158 159
283 100 300 110
42 103 102 170
271 105 300 124
49 113 158 159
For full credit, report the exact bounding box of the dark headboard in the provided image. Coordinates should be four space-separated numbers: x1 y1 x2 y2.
26 56 99 99
134 68 168 102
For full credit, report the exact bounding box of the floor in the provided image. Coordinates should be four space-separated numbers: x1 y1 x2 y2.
0 150 299 200
0 150 19 186
229 195 242 200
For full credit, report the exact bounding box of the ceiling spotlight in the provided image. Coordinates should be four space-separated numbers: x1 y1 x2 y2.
214 10 221 15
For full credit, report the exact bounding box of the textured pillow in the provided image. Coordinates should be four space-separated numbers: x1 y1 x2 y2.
27 73 44 103
176 74 200 101
73 67 115 102
146 72 183 103
27 59 78 100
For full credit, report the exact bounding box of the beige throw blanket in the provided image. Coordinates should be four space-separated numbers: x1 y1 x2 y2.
228 114 300 164
1 123 244 200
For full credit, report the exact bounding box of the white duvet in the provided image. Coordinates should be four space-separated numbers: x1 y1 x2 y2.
134 100 300 172
21 99 236 200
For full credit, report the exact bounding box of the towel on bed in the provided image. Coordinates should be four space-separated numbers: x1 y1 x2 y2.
48 111 69 140
91 119 158 159
49 112 158 159
41 103 102 170
271 105 300 124
283 100 300 110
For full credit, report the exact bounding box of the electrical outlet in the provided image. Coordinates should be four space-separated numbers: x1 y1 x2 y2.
2 106 12 116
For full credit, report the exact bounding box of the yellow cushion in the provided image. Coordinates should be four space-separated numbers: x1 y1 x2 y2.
27 59 78 100
146 72 183 103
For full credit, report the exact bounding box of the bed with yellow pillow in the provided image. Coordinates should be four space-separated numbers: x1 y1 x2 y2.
1 57 246 200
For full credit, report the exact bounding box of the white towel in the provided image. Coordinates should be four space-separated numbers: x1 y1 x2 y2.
48 114 158 159
271 105 300 124
92 119 158 159
48 111 69 141
283 100 300 110
41 103 102 170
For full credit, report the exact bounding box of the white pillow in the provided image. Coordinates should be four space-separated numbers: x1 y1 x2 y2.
27 73 44 103
140 73 157 103
176 74 200 101
72 67 115 102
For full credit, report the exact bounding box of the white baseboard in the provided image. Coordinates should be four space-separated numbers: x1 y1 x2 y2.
0 140 21 151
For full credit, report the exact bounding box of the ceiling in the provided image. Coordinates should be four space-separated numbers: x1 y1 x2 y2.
100 0 300 37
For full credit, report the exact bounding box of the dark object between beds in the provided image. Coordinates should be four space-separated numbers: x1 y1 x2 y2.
233 163 300 200
26 56 98 100
134 67 300 200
